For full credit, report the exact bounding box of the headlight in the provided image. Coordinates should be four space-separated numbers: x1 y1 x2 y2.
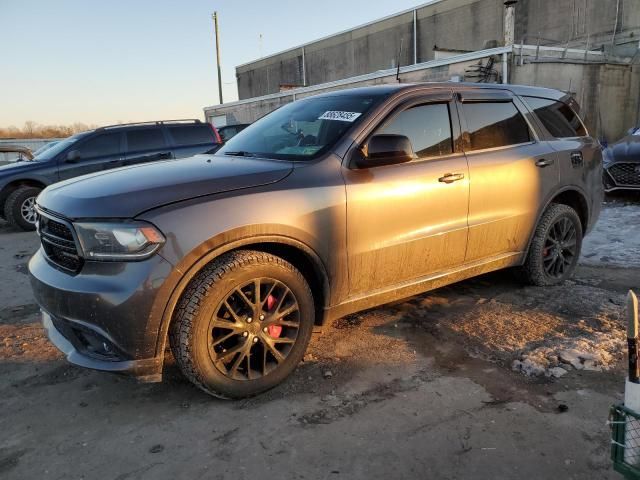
73 221 165 261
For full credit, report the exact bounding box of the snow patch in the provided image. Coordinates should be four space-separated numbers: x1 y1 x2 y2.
581 204 640 268
511 332 625 377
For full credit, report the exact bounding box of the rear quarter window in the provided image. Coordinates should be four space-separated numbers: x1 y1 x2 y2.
523 96 587 138
462 102 531 151
168 125 216 146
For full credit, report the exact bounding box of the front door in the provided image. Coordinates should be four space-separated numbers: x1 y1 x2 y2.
57 132 124 180
343 96 470 296
457 91 560 262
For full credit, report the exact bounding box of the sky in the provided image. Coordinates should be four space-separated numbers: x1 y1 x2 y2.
0 0 424 127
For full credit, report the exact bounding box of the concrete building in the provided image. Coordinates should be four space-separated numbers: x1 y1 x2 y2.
204 0 640 141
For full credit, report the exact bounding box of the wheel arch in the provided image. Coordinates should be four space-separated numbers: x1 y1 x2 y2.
154 235 331 362
548 188 589 235
0 178 48 211
523 186 590 260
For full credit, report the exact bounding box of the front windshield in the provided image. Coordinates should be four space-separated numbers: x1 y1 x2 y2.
32 141 59 156
33 133 87 161
218 94 383 160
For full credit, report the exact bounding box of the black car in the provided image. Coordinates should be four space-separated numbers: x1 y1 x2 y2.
603 128 640 192
0 120 221 230
217 123 250 142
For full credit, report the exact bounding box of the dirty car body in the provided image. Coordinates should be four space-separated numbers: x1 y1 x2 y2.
29 83 603 397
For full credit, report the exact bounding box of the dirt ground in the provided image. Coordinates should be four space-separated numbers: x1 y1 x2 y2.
1 195 640 480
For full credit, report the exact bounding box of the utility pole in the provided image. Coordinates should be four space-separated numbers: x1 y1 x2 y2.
212 12 223 105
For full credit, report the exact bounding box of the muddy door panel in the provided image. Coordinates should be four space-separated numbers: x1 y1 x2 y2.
464 143 559 261
457 96 559 262
343 154 469 295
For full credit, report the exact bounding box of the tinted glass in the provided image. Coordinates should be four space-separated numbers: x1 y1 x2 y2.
463 102 531 151
77 133 121 158
126 128 166 152
169 125 216 146
523 96 586 137
34 133 88 161
218 94 384 160
381 103 453 158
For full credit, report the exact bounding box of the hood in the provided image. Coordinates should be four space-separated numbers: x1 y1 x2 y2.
0 160 43 175
37 154 293 219
607 135 640 164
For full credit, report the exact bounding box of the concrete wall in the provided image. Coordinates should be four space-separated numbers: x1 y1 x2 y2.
209 52 491 127
209 47 636 142
235 0 639 99
415 0 503 60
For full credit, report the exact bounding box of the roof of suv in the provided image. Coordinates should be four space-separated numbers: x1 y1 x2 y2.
314 82 569 102
95 119 205 133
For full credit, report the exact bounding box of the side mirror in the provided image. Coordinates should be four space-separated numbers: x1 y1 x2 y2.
357 134 415 168
66 150 81 163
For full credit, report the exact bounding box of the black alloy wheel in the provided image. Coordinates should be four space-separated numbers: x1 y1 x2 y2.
210 278 301 380
541 216 578 279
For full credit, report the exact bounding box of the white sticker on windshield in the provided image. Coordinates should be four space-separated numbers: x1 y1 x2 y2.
318 111 362 122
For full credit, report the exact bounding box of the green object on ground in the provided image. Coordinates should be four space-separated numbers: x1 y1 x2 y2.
611 403 640 479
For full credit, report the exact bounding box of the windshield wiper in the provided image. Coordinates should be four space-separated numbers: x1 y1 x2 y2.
223 151 258 157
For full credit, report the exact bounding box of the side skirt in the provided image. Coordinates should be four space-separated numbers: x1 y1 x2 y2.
321 251 523 327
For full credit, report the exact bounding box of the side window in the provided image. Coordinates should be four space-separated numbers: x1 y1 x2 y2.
380 103 453 159
126 128 167 152
77 133 121 159
168 125 215 146
462 102 531 151
523 96 587 138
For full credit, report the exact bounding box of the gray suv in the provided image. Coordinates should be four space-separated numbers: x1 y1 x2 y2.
29 83 603 398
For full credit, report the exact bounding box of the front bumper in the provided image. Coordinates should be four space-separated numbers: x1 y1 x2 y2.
41 310 162 381
29 248 174 381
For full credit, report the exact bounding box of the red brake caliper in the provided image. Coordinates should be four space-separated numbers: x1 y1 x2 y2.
266 294 282 338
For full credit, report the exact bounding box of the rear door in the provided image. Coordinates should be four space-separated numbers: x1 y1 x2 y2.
57 131 124 180
457 89 559 262
124 127 173 166
167 123 219 158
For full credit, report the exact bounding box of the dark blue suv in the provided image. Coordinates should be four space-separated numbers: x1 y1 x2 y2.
0 120 221 230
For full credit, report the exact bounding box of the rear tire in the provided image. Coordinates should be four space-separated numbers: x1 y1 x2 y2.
4 186 41 231
169 250 314 399
520 203 583 286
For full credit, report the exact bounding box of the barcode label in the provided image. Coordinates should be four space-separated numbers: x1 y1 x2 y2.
318 111 362 122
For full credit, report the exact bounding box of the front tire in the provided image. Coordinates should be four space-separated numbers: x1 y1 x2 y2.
170 250 315 399
520 203 583 286
4 186 41 231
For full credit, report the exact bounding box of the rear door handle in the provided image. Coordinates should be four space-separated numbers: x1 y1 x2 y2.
438 173 465 183
535 158 554 168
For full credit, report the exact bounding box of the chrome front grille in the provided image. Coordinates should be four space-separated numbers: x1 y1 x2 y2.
37 212 83 273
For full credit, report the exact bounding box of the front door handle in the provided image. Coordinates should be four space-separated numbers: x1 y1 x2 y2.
438 173 465 183
535 158 554 168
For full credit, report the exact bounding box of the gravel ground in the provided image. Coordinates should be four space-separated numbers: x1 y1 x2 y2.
1 199 639 479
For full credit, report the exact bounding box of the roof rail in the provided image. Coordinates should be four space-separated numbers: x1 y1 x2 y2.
97 119 202 131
